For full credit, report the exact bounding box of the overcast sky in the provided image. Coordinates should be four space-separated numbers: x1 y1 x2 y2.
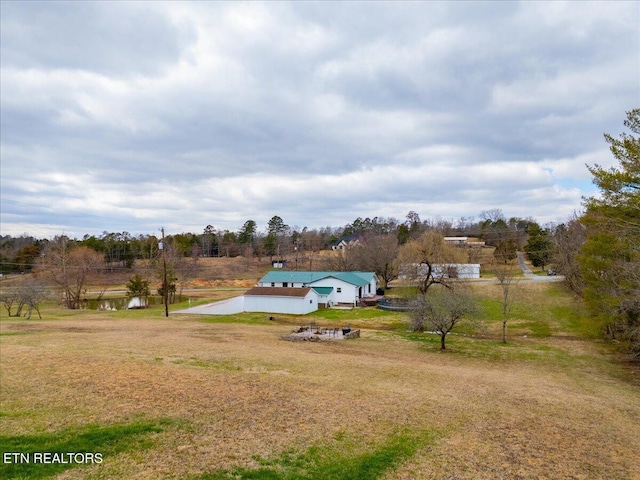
1 1 638 239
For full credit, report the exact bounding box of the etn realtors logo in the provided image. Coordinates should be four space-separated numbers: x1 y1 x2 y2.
3 452 103 464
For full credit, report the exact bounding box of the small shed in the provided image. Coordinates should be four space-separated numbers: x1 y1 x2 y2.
243 287 318 315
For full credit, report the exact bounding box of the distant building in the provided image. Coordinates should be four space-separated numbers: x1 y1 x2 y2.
444 236 468 245
331 234 363 250
444 237 486 247
399 263 481 280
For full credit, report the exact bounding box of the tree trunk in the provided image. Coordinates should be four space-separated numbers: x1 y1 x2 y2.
502 319 507 343
440 333 447 350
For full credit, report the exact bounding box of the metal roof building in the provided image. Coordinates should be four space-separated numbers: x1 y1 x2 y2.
258 271 378 307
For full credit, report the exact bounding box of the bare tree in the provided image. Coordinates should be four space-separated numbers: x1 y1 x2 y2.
398 231 466 296
466 244 484 264
1 290 21 317
240 245 254 272
159 239 197 301
492 258 519 343
411 284 477 350
324 246 360 271
20 280 48 319
42 238 104 309
480 208 505 223
352 234 399 288
552 214 586 295
1 281 47 319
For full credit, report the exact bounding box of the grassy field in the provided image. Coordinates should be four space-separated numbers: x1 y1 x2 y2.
1 282 639 479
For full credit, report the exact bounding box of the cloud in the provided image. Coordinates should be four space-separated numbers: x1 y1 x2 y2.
1 1 638 238
0 1 194 76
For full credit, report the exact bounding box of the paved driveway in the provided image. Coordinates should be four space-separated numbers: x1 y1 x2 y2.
176 296 245 315
517 252 564 283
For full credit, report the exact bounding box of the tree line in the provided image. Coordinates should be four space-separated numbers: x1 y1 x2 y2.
0 212 552 275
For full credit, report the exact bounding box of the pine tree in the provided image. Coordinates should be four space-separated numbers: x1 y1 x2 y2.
580 109 640 356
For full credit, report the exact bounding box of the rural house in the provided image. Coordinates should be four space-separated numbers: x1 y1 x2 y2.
331 234 363 250
257 271 378 308
178 271 378 316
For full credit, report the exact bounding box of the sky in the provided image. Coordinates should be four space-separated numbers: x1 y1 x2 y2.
1 1 638 239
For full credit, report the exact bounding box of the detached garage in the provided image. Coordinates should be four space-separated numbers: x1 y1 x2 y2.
243 287 319 315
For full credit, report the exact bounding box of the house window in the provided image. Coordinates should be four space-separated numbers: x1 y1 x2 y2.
283 282 288 287
337 288 342 293
271 282 275 287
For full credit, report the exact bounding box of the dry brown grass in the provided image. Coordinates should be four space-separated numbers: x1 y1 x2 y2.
1 308 639 479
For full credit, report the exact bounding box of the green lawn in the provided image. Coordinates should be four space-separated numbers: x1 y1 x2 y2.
1 281 638 479
0 421 167 479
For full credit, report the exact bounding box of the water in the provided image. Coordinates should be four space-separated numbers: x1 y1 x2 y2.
84 296 184 311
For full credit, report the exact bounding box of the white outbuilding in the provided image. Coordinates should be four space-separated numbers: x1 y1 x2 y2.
243 287 319 315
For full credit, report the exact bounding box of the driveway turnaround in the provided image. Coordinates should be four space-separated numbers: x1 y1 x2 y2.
176 296 245 315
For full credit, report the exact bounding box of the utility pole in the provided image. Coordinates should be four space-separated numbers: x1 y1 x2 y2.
159 227 169 317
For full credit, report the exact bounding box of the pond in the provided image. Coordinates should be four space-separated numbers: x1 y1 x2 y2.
83 296 185 311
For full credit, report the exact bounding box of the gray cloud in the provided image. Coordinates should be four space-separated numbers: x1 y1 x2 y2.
1 1 638 238
1 2 194 76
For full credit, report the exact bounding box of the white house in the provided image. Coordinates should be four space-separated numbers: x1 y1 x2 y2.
257 271 378 307
243 287 318 315
399 264 481 280
177 271 378 316
331 234 363 251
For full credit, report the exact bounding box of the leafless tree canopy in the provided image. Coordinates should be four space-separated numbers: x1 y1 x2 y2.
1 279 49 319
411 284 477 349
398 231 467 296
41 238 104 309
492 258 520 343
552 214 586 295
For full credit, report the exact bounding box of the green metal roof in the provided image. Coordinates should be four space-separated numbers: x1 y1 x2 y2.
311 286 333 295
260 271 375 287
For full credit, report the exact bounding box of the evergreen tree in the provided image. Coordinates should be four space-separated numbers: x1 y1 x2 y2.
524 224 554 270
580 109 640 356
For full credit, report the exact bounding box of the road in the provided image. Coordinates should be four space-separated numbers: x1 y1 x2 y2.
517 252 563 283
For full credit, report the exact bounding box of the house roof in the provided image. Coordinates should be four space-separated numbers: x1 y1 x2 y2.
311 286 333 296
259 271 375 287
245 287 313 298
331 234 363 246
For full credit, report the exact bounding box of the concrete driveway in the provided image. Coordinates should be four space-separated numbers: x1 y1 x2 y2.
175 296 245 315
